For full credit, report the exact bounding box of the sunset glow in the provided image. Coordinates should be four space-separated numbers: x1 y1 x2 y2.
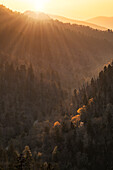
0 0 113 167
0 0 113 19
33 0 50 11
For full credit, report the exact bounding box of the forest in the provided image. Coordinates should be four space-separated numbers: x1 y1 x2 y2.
0 5 113 170
1 5 113 90
0 53 113 170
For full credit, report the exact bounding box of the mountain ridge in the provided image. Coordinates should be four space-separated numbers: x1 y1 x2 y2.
49 14 107 30
24 10 51 20
24 10 107 30
87 16 113 30
0 5 113 90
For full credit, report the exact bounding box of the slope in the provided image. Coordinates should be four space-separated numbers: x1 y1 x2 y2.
49 14 107 31
0 5 113 90
87 16 113 30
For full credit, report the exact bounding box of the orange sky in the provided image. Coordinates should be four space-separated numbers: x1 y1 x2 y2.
0 0 113 20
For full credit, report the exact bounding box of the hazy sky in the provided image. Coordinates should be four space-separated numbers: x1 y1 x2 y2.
0 0 113 20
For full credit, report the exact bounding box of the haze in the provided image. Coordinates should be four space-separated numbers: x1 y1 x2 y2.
0 0 113 19
0 2 113 169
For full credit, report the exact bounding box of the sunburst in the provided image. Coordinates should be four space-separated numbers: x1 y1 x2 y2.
34 0 49 11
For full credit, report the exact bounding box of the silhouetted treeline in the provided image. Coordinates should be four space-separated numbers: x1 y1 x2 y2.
0 5 113 170
1 5 113 89
0 58 65 150
0 61 113 170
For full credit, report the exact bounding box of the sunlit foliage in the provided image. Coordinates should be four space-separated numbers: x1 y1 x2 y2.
77 105 86 114
54 121 61 127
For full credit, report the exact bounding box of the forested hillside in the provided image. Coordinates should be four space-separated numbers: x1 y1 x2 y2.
0 57 66 144
0 4 113 170
0 56 113 170
1 5 113 90
24 11 107 30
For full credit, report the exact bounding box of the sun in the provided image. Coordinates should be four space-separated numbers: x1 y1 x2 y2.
34 0 49 11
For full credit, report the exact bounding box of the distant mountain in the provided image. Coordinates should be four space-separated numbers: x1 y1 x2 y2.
24 10 107 30
0 5 113 90
0 6 113 169
49 14 107 31
24 10 51 20
87 16 113 30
